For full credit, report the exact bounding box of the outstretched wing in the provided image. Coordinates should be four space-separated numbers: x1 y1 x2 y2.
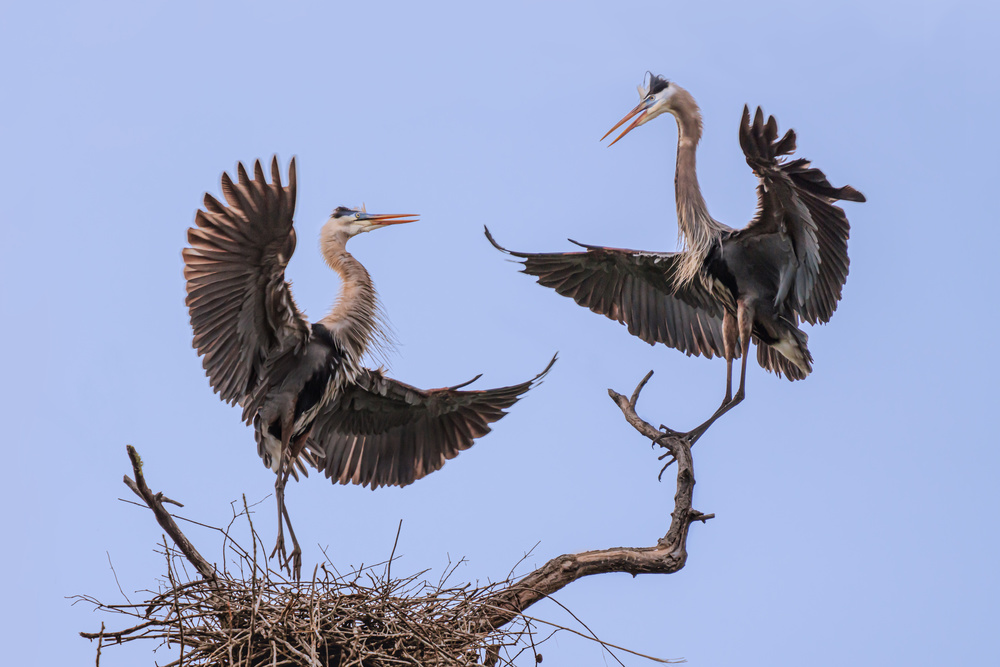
485 228 727 358
739 106 866 325
183 157 310 411
308 356 556 489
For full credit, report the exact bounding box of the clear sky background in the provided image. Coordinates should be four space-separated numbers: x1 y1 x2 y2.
2 1 997 664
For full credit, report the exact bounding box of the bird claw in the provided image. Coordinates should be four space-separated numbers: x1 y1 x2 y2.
270 533 302 580
655 424 694 446
654 424 684 449
270 532 286 563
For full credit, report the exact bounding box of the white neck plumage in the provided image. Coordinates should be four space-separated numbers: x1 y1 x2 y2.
317 227 380 365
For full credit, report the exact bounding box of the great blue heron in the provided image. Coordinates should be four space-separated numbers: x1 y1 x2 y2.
487 74 863 438
184 157 553 575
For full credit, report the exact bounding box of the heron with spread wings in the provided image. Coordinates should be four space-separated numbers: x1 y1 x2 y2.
487 74 864 438
184 157 553 576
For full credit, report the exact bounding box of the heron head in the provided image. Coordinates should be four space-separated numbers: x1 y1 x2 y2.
602 73 680 146
325 205 419 239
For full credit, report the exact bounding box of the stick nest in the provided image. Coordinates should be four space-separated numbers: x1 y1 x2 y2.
78 508 542 667
79 374 713 667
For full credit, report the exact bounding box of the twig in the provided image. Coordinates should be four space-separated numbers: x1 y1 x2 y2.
105 552 131 606
387 520 403 583
122 445 216 583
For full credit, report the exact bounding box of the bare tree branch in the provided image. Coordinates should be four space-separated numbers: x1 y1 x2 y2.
469 371 714 632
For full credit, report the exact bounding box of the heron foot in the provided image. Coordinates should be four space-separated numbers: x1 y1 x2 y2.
270 525 287 567
654 398 739 478
269 524 303 580
657 454 676 481
653 426 695 480
657 423 700 446
654 423 685 446
270 533 282 558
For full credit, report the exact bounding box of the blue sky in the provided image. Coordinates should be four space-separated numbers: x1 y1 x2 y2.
2 1 997 664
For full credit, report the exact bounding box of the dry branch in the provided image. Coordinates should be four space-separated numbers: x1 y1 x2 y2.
80 372 720 665
123 445 216 583
469 371 713 632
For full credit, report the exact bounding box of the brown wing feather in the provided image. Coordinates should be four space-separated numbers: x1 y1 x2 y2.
308 356 556 489
739 106 864 325
183 156 310 411
485 228 726 358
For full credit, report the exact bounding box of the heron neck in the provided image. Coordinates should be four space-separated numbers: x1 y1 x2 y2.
673 107 710 243
318 233 377 362
671 99 727 282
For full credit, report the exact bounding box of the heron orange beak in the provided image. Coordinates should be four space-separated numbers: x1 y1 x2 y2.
601 100 649 147
359 212 419 227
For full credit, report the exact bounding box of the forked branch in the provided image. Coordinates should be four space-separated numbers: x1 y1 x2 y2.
468 370 715 632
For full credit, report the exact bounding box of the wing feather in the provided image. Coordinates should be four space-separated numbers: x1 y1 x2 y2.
739 106 865 325
485 228 725 358
184 157 310 409
309 356 556 489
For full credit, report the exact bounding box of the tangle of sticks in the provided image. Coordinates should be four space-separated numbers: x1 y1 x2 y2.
78 372 712 666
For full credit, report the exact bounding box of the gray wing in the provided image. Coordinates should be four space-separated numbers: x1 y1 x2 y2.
183 157 310 413
485 228 726 359
308 356 556 489
739 106 866 325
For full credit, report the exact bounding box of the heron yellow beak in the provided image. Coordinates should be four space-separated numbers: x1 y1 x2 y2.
359 212 419 227
601 100 650 147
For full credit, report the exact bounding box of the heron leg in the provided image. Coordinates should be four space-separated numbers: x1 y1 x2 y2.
269 413 301 577
682 401 736 447
654 302 755 475
270 448 289 564
281 430 313 580
732 299 754 404
269 456 304 578
279 485 302 580
680 301 755 444
268 429 315 579
721 310 738 407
